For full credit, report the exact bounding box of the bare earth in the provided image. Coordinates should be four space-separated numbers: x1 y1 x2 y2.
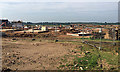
2 38 74 70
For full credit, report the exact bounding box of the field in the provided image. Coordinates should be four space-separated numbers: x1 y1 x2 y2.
2 34 119 70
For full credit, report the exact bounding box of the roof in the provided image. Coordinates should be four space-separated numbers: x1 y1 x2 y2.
78 32 91 34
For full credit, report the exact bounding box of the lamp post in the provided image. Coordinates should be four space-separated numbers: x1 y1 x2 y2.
32 26 35 41
93 25 95 40
82 24 84 42
55 26 57 36
99 28 102 50
12 26 16 40
95 26 103 68
112 28 116 46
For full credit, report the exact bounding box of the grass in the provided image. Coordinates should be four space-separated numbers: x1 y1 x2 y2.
100 51 118 65
74 52 99 70
58 44 101 70
59 65 65 68
58 38 118 70
74 38 120 42
61 58 67 63
82 44 92 50
12 40 17 42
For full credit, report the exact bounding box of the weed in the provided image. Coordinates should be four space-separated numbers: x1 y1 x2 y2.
59 65 65 68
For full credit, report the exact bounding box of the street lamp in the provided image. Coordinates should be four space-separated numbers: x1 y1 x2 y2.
112 28 116 46
32 26 35 41
12 26 16 40
82 24 85 42
99 28 102 50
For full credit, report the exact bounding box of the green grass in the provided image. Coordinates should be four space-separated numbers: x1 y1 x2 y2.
61 58 67 63
100 51 118 65
74 52 99 70
74 38 120 42
59 65 65 68
58 38 118 70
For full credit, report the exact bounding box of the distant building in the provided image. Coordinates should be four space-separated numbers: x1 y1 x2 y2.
67 32 91 36
24 25 29 30
41 26 48 31
12 21 23 29
38 25 41 30
104 30 110 39
116 28 120 40
24 26 28 28
104 28 120 40
78 32 91 36
67 33 79 36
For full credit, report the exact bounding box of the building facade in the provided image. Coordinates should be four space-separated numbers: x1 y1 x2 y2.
41 26 48 31
12 21 23 29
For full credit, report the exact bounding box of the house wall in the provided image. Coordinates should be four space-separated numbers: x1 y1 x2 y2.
117 29 120 40
66 33 79 36
104 28 120 40
41 26 48 31
104 30 110 40
12 23 23 28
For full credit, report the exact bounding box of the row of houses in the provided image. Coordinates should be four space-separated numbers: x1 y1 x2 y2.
66 24 120 40
0 19 23 28
0 19 49 31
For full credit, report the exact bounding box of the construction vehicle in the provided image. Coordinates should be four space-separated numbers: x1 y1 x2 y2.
0 22 6 27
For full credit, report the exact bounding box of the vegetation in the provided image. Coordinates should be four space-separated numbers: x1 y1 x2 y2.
23 22 120 26
74 53 99 70
58 39 119 70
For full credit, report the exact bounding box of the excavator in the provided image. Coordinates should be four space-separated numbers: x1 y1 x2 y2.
0 22 6 27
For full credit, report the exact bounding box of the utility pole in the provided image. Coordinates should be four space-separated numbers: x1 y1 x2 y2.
55 25 58 42
12 25 16 40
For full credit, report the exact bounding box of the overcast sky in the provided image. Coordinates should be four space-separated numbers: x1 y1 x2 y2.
0 0 119 22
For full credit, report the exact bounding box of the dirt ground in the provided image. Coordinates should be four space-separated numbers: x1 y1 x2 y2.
2 38 75 70
2 35 119 70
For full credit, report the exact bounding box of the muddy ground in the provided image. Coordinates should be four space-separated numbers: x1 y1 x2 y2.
2 38 76 70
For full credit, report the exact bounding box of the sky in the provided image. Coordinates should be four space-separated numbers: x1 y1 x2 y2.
0 0 119 23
